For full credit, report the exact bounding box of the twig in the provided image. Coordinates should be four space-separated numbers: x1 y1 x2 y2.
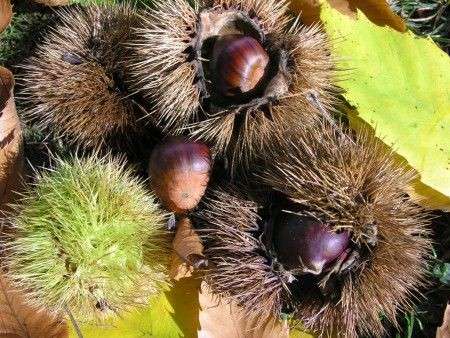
306 91 336 127
64 304 84 338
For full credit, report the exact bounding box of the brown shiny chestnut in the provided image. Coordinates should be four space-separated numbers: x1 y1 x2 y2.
211 34 269 97
149 136 212 214
272 212 350 275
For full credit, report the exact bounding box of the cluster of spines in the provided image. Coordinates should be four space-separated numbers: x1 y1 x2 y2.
8 1 434 336
195 110 432 337
19 3 140 149
193 185 289 321
129 0 339 171
262 114 431 337
4 154 169 320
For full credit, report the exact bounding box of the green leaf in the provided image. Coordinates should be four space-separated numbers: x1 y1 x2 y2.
68 292 183 338
433 262 450 285
320 2 450 209
0 13 52 68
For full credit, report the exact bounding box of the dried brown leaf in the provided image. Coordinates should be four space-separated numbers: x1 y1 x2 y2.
0 0 12 33
345 0 406 32
289 0 322 25
0 67 23 210
170 217 206 280
437 304 450 338
327 0 356 18
290 0 406 32
198 282 289 338
0 274 68 338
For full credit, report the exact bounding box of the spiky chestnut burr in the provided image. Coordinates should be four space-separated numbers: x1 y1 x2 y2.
129 0 339 171
193 113 432 338
19 4 144 149
148 136 212 214
4 154 169 321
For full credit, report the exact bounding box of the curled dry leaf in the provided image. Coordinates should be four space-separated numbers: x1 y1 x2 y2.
437 304 450 338
0 0 12 33
198 282 289 338
170 217 206 280
0 274 67 338
0 67 23 210
290 0 405 32
31 0 69 6
289 0 322 24
344 0 405 31
327 0 355 18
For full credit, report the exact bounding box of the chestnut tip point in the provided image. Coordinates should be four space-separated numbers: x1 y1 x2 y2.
167 213 177 230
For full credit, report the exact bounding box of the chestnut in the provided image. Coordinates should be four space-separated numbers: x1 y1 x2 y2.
211 34 269 97
148 137 212 214
272 212 350 275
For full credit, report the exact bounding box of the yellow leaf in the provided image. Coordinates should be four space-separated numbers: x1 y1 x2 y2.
320 2 450 209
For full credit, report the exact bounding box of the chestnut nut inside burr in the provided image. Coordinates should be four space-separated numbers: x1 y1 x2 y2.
211 34 269 97
272 212 350 275
149 137 212 214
